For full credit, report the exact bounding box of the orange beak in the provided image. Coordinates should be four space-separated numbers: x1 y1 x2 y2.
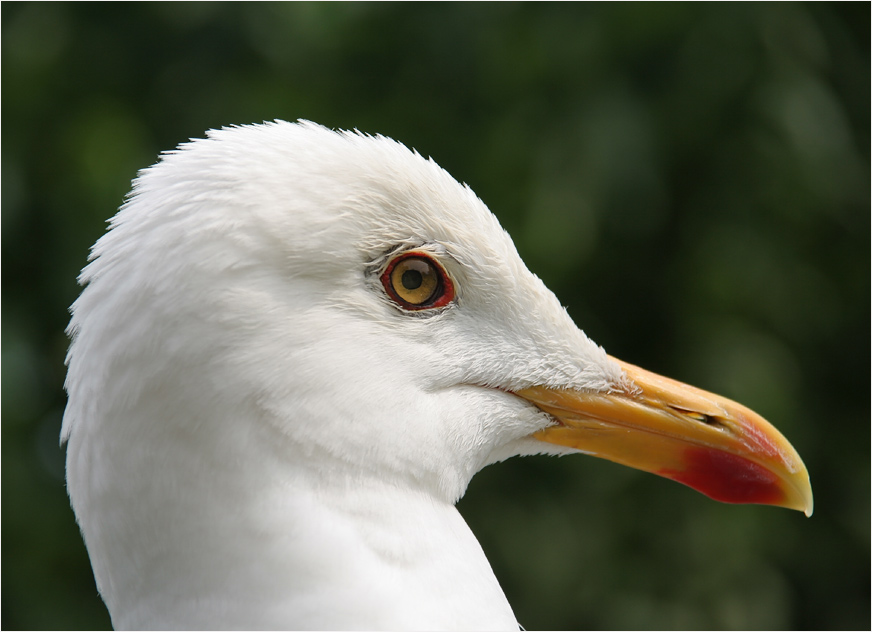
518 357 813 515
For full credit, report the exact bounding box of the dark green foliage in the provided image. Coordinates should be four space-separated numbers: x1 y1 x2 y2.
2 3 868 629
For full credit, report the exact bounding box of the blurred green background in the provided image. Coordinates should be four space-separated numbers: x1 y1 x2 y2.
2 3 869 630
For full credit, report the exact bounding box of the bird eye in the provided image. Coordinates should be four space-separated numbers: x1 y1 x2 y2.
381 252 455 310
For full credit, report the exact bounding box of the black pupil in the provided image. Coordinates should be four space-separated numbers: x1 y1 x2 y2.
402 269 423 290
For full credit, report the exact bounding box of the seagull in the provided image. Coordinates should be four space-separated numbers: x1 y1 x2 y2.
62 120 812 630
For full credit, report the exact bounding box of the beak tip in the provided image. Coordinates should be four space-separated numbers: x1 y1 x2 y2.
800 481 814 518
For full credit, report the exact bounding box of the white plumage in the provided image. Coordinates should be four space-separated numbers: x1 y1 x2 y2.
63 120 811 630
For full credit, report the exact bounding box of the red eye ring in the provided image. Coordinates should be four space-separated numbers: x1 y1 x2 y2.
380 251 455 311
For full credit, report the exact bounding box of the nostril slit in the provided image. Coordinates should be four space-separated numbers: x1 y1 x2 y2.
672 407 727 430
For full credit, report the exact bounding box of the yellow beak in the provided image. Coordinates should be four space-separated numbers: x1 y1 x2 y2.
519 357 813 516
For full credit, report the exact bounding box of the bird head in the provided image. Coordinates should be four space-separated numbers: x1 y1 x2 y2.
63 120 811 533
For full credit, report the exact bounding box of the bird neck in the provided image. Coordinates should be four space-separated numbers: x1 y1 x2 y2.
72 402 518 630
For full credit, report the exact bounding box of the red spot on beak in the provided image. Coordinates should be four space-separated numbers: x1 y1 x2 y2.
662 448 785 506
